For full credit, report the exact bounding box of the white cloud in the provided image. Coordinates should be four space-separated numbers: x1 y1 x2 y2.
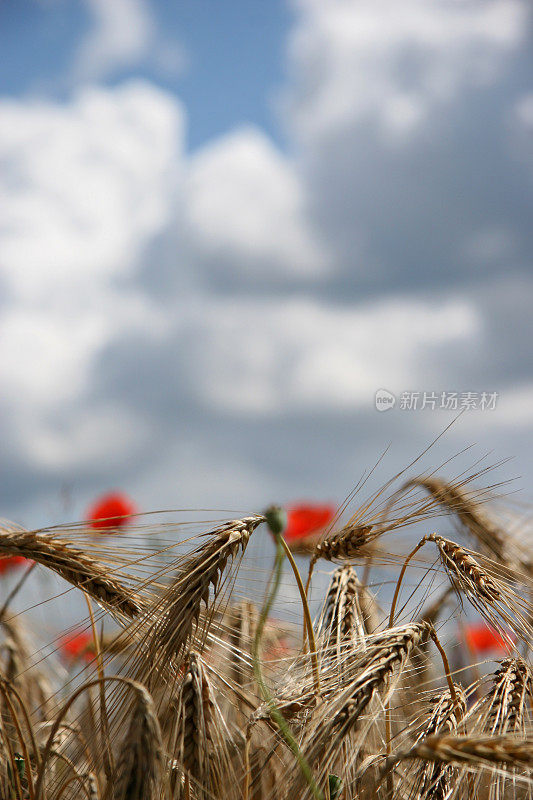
0 65 486 494
24 403 149 471
280 0 533 291
0 82 334 491
189 296 480 414
0 81 183 302
0 81 182 469
0 307 107 407
185 128 329 278
1 1 532 523
73 0 188 84
75 0 155 81
0 290 165 410
287 0 527 146
463 383 533 430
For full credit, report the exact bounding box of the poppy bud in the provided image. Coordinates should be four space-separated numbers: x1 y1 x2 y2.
264 505 287 537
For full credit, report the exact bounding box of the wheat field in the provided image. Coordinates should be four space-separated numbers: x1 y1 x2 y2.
1 462 533 799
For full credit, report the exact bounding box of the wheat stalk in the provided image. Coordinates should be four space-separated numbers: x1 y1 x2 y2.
137 516 264 680
226 600 259 688
316 566 377 661
0 526 140 618
113 684 163 800
426 534 533 650
402 476 511 564
403 734 533 768
292 623 430 797
405 686 466 800
172 652 238 800
428 534 501 602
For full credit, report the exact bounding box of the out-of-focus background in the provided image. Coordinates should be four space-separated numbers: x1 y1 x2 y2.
1 0 532 529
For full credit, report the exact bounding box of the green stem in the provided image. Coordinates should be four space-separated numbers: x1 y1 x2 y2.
251 536 323 800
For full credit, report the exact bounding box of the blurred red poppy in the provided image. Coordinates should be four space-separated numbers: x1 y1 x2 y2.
57 629 95 665
464 622 509 654
284 503 336 542
86 491 137 532
0 556 29 576
264 635 291 662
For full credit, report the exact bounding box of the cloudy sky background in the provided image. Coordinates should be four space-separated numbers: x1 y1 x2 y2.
1 0 532 530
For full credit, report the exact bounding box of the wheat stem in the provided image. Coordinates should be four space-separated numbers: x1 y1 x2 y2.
1 681 41 774
34 676 154 800
0 682 35 800
428 627 459 708
385 535 429 774
278 535 320 694
0 562 36 621
388 536 429 629
83 593 114 781
251 536 323 800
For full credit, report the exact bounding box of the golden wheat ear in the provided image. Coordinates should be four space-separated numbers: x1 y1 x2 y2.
392 684 467 800
399 475 513 563
121 515 264 687
289 623 430 798
0 523 141 619
311 525 376 565
401 733 533 769
303 467 495 591
382 734 533 800
169 651 241 800
113 684 163 800
463 657 533 737
453 658 533 799
427 534 533 650
315 565 379 664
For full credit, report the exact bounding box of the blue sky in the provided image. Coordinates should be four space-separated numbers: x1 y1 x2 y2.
0 0 532 530
1 0 291 149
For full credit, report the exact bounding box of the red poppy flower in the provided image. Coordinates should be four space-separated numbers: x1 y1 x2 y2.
284 503 336 542
57 629 95 665
464 622 509 654
0 556 29 576
86 491 137 532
